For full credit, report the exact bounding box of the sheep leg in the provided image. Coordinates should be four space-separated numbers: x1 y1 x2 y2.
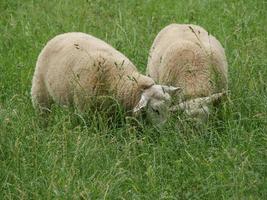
31 77 52 112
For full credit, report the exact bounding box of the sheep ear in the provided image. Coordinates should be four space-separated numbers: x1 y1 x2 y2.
161 85 182 94
133 94 148 113
200 92 226 105
211 92 226 101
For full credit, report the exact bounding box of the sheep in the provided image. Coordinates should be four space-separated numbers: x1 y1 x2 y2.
31 32 180 123
146 24 228 122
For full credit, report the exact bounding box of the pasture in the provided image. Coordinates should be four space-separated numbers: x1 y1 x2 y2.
0 0 266 199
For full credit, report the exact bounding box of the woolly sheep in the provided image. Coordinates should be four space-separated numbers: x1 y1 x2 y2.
31 32 180 123
146 24 228 122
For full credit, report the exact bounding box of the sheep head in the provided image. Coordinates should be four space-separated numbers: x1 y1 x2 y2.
133 85 181 124
170 92 226 123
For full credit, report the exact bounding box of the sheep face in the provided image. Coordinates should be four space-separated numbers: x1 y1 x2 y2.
133 85 181 124
170 92 226 123
182 102 211 123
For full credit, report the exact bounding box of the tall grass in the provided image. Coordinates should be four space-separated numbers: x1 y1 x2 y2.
0 0 266 199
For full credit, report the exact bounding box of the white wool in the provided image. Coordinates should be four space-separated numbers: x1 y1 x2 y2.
147 24 228 121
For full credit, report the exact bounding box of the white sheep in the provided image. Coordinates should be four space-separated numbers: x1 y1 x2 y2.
147 24 228 122
31 32 180 123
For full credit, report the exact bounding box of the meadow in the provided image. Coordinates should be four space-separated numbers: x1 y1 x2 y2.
0 0 266 199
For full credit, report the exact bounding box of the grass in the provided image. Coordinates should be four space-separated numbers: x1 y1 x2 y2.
0 0 266 199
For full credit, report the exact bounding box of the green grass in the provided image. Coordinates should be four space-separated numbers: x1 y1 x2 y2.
1 0 267 199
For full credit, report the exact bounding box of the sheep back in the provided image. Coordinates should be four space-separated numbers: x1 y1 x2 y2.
147 24 228 100
32 32 154 111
